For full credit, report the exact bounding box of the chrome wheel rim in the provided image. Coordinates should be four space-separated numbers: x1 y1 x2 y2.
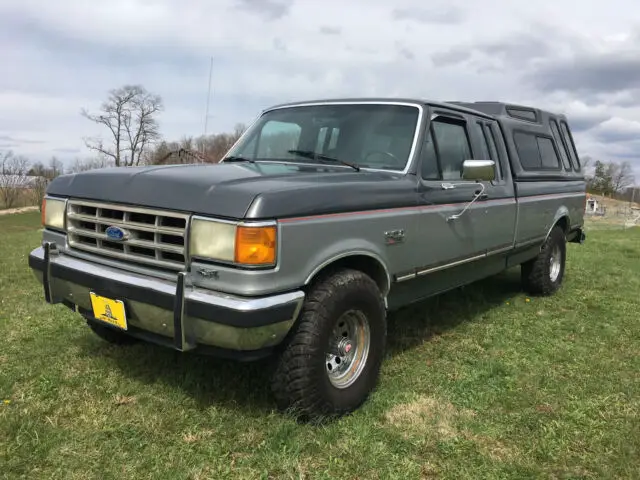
325 310 371 389
549 244 562 282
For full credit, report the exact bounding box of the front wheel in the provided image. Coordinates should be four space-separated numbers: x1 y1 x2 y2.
270 269 387 421
521 225 566 296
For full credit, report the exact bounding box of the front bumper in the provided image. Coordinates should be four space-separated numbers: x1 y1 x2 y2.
28 242 304 359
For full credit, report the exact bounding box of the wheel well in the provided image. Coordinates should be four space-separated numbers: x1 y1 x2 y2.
306 255 390 295
555 216 569 234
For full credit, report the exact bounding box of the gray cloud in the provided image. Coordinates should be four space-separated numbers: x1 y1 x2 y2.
235 0 292 20
273 37 287 51
431 33 552 69
431 48 471 67
480 35 552 65
392 6 464 25
0 134 45 144
0 143 20 149
396 42 415 61
319 26 341 36
565 111 613 133
53 147 81 154
527 53 640 95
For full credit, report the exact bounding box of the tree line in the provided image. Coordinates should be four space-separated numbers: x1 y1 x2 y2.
584 158 636 200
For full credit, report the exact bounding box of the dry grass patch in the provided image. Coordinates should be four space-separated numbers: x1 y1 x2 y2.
181 429 215 444
385 395 520 463
384 395 475 441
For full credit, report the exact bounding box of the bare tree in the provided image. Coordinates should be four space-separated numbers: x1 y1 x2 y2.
0 150 31 209
49 156 64 177
82 85 163 167
31 176 49 211
611 160 635 195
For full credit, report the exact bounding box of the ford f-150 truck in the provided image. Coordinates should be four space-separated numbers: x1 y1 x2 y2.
29 98 586 420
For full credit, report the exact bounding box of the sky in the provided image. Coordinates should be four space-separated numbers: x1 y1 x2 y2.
1 0 639 179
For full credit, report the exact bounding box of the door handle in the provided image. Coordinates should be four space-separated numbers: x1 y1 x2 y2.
475 190 488 200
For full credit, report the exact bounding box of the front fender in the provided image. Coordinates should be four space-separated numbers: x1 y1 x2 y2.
302 239 392 294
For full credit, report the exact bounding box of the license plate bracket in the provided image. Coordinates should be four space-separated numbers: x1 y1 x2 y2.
89 292 128 330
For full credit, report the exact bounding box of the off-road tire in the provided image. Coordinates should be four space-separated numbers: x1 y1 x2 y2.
270 269 387 421
521 225 566 296
87 320 139 345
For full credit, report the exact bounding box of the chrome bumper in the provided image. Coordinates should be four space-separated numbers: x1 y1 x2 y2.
28 242 304 358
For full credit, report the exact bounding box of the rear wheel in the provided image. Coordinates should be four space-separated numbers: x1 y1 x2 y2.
270 269 387 421
521 225 566 296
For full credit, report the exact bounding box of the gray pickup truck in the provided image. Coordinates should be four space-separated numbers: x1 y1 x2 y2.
29 98 586 420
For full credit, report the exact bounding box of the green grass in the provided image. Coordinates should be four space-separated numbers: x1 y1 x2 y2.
1 212 639 479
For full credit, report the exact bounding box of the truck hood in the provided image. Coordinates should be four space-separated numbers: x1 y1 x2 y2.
46 162 418 219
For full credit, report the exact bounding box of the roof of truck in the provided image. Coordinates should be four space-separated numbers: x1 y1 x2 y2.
264 98 566 123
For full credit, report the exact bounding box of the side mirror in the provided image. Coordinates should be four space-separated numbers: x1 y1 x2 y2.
462 159 496 182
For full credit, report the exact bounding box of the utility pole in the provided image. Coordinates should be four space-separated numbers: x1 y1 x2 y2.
202 56 213 158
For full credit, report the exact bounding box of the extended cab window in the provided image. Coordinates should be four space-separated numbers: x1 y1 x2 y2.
420 118 472 181
514 132 561 170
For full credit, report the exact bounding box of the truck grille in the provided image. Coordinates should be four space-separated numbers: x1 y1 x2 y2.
66 200 189 271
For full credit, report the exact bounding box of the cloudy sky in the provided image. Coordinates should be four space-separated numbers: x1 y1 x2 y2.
1 0 639 177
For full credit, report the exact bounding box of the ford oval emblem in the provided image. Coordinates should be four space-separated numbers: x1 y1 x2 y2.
105 225 129 241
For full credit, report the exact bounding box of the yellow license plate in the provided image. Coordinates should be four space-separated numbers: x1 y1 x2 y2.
89 292 128 330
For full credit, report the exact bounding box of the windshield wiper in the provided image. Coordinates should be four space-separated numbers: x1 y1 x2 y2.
287 150 360 172
223 155 255 163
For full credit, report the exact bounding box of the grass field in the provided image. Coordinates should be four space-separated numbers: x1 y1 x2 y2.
1 212 639 479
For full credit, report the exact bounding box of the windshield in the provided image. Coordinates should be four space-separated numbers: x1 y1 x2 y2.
225 103 421 171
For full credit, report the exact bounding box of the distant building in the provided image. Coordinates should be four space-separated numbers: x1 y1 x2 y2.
0 175 40 189
155 148 214 165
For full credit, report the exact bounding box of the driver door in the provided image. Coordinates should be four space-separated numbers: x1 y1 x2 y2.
413 109 516 288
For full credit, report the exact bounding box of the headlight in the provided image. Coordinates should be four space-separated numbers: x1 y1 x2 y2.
189 217 277 267
42 197 66 231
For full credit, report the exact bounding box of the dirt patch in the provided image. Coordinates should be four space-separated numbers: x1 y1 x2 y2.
0 206 39 216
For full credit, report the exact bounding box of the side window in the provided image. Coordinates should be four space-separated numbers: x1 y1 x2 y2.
549 119 572 170
513 132 540 170
537 137 560 168
473 122 491 159
485 123 504 180
514 131 561 170
420 129 440 180
560 121 581 171
432 119 472 180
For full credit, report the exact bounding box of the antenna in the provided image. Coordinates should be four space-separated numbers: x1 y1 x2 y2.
202 56 213 157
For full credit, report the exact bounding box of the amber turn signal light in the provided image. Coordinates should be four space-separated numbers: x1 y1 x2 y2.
234 225 277 265
41 197 46 226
